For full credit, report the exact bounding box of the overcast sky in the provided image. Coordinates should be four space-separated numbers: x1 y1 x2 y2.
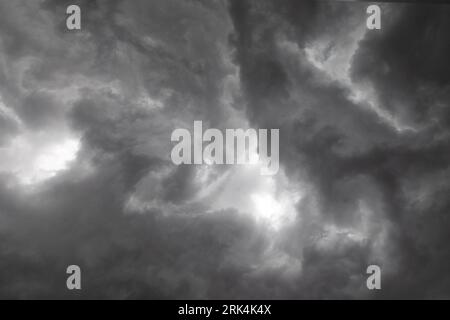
0 0 450 299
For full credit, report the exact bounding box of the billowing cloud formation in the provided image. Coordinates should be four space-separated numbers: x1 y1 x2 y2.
0 0 449 299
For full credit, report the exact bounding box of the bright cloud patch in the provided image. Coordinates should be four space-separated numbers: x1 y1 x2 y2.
0 135 80 185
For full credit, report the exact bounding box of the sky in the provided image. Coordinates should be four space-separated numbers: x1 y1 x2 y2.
0 0 450 299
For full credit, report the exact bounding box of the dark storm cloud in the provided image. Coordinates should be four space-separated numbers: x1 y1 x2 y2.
349 3 450 298
0 0 277 299
228 0 450 298
1 0 450 299
351 4 450 129
0 146 280 299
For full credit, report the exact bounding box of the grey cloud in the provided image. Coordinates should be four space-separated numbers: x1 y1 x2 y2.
0 0 449 300
228 0 450 299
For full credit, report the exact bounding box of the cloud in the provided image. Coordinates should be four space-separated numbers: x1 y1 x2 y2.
0 0 449 299
228 0 450 298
